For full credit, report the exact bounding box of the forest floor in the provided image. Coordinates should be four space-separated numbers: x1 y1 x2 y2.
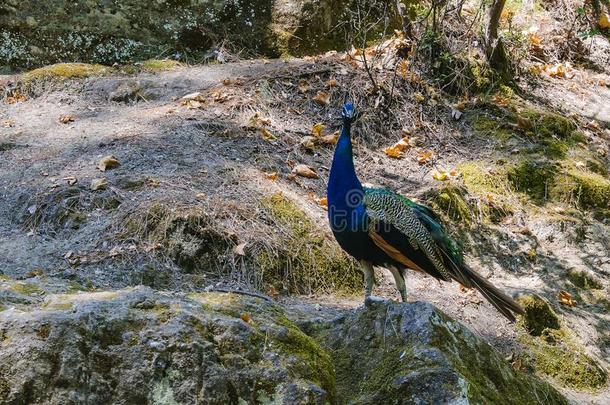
1 47 610 403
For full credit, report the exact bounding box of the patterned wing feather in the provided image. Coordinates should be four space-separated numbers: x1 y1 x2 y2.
363 188 452 281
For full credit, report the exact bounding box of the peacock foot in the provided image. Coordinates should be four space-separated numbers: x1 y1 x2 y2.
364 295 387 308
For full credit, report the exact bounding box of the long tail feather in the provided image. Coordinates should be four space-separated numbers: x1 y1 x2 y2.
460 263 525 322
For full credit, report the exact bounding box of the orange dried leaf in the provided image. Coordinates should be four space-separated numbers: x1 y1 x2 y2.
384 137 411 159
325 79 339 88
492 94 510 106
599 12 610 29
529 34 542 46
320 132 339 145
264 172 278 181
558 290 577 307
311 123 325 137
319 197 328 207
240 313 253 323
260 127 277 141
313 91 331 106
416 150 433 164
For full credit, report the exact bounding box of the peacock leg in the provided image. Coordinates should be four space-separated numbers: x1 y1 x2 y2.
360 260 375 298
388 266 408 302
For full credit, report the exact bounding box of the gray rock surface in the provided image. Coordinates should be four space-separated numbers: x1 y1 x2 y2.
0 0 353 69
0 286 567 404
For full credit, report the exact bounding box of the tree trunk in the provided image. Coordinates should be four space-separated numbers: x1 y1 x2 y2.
485 0 511 77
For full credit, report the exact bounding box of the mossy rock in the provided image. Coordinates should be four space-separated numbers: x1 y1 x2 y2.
456 162 515 223
313 300 567 404
429 185 473 224
551 169 610 209
567 269 603 290
520 108 576 139
507 159 557 203
519 328 607 391
22 63 113 83
517 294 560 336
256 192 361 294
140 59 183 72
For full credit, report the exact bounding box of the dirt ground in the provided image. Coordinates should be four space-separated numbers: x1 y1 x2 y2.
1 56 609 403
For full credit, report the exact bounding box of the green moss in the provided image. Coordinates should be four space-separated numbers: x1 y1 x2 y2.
0 304 6 312
256 193 361 294
470 114 515 141
552 169 610 209
519 329 607 390
430 186 473 224
22 63 112 82
507 159 557 203
567 269 602 290
517 295 560 336
140 59 183 72
520 108 576 140
456 162 515 223
189 292 336 400
9 282 43 296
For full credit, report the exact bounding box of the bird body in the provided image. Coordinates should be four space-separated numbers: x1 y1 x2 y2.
327 103 524 321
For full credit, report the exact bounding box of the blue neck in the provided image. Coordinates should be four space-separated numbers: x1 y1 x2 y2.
327 119 363 208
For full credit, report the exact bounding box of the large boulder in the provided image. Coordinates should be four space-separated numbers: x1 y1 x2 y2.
0 0 354 70
0 287 567 404
305 299 568 404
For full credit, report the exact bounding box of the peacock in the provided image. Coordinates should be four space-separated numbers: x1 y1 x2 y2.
327 103 525 321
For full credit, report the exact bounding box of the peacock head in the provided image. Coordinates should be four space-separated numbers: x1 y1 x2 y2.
341 103 355 122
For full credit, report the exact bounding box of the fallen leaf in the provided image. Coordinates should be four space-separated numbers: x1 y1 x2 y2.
413 92 425 103
492 94 510 106
240 312 252 323
260 127 277 141
300 136 317 150
59 115 75 124
320 132 339 145
325 79 339 88
181 92 203 100
292 164 319 179
97 155 121 171
5 91 27 104
313 91 330 106
384 137 411 159
416 150 433 164
396 60 409 78
432 170 448 181
196 193 206 200
2 119 15 127
233 242 247 256
222 78 232 85
516 116 534 131
558 290 577 307
248 113 271 129
311 123 325 137
529 34 542 46
264 172 278 181
599 12 610 29
319 197 328 207
63 176 77 185
298 80 310 93
90 178 108 191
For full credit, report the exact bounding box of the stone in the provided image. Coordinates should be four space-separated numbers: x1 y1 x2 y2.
0 287 567 404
